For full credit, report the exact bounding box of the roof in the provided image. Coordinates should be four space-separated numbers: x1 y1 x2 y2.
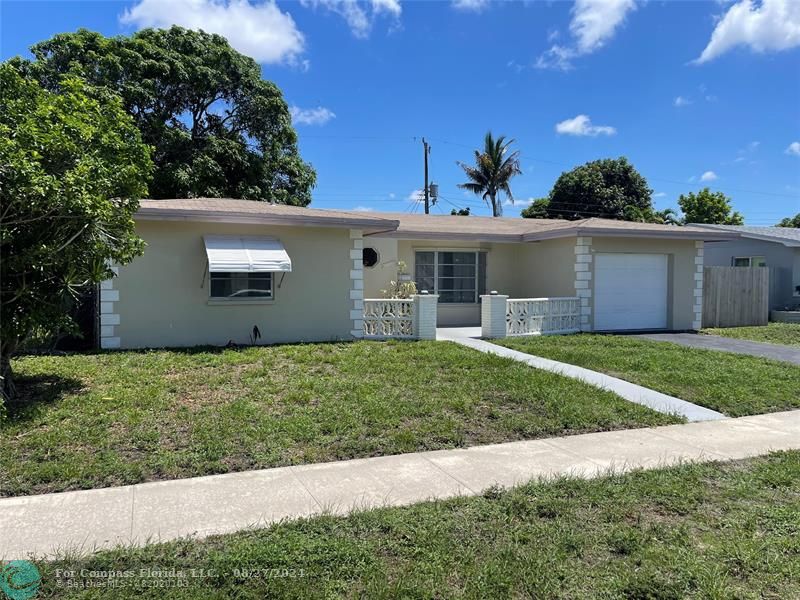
370 212 735 243
136 198 398 234
135 199 735 242
689 224 800 247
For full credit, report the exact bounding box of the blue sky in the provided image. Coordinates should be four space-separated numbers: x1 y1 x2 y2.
2 0 799 222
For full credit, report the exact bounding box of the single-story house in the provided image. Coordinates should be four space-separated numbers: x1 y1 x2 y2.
99 198 734 349
691 224 800 309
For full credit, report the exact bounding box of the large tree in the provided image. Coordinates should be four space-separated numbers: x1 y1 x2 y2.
678 188 743 225
777 214 800 228
536 157 654 221
457 132 522 217
520 198 550 219
21 27 315 204
0 63 152 403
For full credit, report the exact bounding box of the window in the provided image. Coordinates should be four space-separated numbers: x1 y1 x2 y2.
210 272 273 299
362 247 379 268
415 251 487 303
732 256 766 267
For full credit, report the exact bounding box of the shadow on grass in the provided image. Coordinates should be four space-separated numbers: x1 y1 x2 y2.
3 373 83 424
15 338 411 359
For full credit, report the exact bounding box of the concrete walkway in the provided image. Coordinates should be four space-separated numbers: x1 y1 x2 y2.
1 410 798 560
437 327 726 422
636 332 800 365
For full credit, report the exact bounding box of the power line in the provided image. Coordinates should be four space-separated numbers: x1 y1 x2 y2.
298 132 799 201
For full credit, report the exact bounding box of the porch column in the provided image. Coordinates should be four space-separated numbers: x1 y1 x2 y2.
413 292 439 340
481 292 508 338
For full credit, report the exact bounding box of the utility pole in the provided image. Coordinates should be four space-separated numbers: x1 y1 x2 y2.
422 138 430 214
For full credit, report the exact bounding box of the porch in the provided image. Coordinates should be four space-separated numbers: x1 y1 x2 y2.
361 295 581 341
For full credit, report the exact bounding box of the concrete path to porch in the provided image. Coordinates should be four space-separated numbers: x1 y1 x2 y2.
437 327 726 422
635 332 800 366
2 411 799 561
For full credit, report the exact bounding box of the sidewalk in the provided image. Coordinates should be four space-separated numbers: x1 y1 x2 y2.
2 410 798 560
437 327 726 422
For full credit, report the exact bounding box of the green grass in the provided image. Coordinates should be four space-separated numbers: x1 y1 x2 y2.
703 322 800 347
32 452 800 599
1 341 676 497
496 334 800 417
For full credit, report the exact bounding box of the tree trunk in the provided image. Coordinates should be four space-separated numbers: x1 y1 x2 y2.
1 351 15 403
491 192 499 217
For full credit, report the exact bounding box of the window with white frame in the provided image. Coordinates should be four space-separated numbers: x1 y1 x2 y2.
414 251 487 303
209 272 273 299
732 256 766 267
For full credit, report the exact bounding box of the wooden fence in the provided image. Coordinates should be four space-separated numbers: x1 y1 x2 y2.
702 267 769 328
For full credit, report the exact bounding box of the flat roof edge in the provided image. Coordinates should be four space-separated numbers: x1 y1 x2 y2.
522 227 740 242
136 208 400 232
367 230 524 243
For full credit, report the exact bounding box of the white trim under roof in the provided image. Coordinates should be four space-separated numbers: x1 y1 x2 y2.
204 235 292 272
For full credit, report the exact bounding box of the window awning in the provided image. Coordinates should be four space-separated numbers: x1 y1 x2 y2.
203 235 292 273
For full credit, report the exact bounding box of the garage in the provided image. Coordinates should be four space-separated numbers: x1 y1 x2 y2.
594 253 668 331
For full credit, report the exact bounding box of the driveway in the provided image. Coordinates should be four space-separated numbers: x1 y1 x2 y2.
635 333 800 366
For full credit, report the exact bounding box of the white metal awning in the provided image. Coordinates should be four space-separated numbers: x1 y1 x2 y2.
203 235 292 272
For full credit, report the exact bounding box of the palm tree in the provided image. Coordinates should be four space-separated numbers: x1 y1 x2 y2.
457 132 522 217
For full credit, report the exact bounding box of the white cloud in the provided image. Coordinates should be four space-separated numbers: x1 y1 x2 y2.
696 0 800 64
451 0 490 11
289 106 336 126
555 114 617 137
536 0 637 70
352 205 375 212
653 192 667 197
571 0 637 53
300 0 401 38
407 189 423 202
700 170 718 181
785 141 800 156
120 0 305 65
674 96 693 107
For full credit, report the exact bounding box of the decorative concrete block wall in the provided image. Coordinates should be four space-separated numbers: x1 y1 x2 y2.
350 229 365 338
481 293 509 338
693 241 704 330
99 265 120 349
574 237 593 332
413 293 439 340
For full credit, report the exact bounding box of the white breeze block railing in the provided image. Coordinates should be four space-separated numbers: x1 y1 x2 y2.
362 294 438 340
506 297 581 336
363 299 414 338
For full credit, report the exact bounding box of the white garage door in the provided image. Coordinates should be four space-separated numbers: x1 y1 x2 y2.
594 253 668 331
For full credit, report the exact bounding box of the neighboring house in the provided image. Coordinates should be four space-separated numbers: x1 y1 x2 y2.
691 224 800 309
100 199 733 349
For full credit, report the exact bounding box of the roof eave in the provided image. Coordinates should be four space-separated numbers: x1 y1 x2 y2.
522 226 740 242
135 208 399 234
731 232 799 247
688 224 800 246
366 229 524 243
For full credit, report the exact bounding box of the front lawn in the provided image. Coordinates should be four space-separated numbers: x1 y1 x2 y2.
496 334 800 417
34 451 800 598
0 341 676 496
703 322 800 347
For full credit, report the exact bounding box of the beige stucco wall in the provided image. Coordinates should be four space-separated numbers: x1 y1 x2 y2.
517 238 577 298
113 220 354 348
361 237 401 298
588 237 700 330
